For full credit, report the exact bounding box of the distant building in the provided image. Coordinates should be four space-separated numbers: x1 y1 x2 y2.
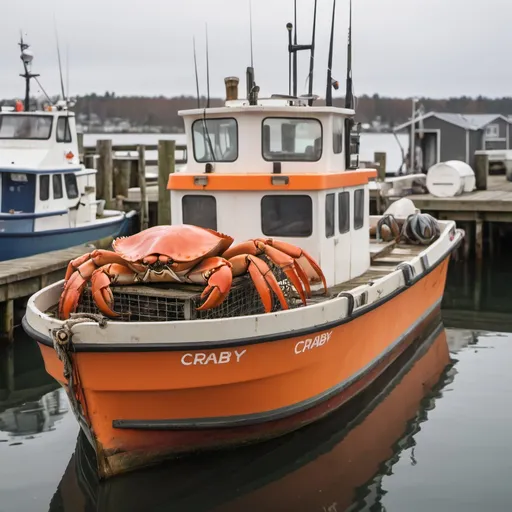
394 112 511 172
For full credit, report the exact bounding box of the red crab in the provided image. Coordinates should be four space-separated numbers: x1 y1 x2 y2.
58 224 327 320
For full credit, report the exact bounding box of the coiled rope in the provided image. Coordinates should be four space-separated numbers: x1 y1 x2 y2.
401 213 440 245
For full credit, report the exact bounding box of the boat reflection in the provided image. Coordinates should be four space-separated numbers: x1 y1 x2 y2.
50 316 462 512
0 327 67 443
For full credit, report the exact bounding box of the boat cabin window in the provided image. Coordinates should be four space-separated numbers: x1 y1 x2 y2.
39 175 50 201
262 118 322 162
333 116 344 154
53 174 63 199
64 173 79 199
182 195 217 230
56 117 72 143
0 115 52 140
325 193 335 238
261 195 312 237
192 118 238 163
354 189 364 230
339 191 350 234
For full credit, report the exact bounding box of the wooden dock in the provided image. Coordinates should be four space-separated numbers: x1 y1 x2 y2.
402 174 512 260
0 240 113 343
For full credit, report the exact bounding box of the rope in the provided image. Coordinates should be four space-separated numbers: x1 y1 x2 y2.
51 312 107 425
376 214 400 242
401 213 440 245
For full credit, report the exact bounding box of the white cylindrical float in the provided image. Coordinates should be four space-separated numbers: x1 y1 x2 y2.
426 160 476 198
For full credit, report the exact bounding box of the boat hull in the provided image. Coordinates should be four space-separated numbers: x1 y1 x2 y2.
0 211 136 261
30 252 451 479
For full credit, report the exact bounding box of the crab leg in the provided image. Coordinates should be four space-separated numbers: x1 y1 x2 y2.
90 264 138 318
229 254 289 312
64 249 131 282
222 241 309 305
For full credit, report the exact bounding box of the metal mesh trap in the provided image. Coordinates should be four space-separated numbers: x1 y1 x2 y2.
65 260 304 323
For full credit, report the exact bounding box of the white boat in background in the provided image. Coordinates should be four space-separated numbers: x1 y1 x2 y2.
0 36 136 261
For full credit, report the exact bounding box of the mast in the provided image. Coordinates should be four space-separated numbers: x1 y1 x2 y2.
325 0 337 107
18 34 38 111
344 0 354 169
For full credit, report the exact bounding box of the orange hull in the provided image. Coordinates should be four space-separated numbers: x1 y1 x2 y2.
53 316 451 511
35 255 451 478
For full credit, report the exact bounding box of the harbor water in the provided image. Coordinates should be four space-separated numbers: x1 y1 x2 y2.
1 251 511 512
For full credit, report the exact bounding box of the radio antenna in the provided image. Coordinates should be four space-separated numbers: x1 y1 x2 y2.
193 36 201 108
307 0 318 106
249 0 254 68
205 23 211 108
325 0 337 107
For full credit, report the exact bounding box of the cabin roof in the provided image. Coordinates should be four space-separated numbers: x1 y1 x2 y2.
394 112 510 132
178 105 356 117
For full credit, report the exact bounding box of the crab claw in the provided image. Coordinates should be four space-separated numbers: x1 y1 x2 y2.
188 257 233 311
59 271 89 320
90 264 137 318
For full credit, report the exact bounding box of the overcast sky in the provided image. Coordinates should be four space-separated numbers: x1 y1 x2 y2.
1 0 510 100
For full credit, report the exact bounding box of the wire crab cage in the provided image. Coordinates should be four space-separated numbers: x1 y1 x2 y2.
67 260 305 322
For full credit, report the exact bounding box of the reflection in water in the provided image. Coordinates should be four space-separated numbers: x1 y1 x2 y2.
0 328 67 444
49 318 459 512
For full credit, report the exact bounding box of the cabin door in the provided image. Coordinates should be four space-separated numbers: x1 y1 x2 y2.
1 172 36 213
334 190 352 284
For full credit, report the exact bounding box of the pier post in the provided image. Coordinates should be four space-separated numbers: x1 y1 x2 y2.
115 160 132 200
474 154 488 191
97 140 114 207
374 152 387 181
0 300 14 343
158 140 174 225
475 218 484 261
77 132 84 163
137 146 149 231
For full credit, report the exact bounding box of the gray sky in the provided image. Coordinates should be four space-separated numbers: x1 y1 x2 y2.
1 0 510 100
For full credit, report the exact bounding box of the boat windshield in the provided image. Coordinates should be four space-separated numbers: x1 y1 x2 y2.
262 117 322 162
0 115 53 140
192 118 238 162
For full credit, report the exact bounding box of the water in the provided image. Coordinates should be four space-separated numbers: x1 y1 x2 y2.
1 255 511 511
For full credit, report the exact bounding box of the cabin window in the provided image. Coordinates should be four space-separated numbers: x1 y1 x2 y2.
64 173 79 199
53 174 63 199
325 193 335 238
261 195 312 237
39 175 50 201
182 195 217 230
56 117 72 143
262 118 322 162
338 191 350 234
485 124 499 138
0 115 52 140
192 118 238 163
333 116 344 154
354 189 364 230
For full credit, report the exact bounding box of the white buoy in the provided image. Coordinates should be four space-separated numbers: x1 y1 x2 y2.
384 197 419 219
426 160 476 198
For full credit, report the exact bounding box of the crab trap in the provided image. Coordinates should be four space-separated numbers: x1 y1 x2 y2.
58 263 305 322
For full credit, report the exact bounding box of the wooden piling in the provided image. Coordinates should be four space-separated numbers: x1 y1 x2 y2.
97 139 114 207
158 140 175 225
115 160 132 199
374 152 387 181
1 300 14 343
77 132 84 163
474 154 489 191
138 146 149 231
475 218 483 261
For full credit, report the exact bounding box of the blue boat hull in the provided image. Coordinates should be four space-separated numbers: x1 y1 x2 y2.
0 211 138 262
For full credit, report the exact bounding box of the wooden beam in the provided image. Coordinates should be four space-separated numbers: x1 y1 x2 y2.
138 145 149 231
158 140 174 225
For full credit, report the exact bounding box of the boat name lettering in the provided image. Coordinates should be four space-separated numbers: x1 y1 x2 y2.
294 331 333 354
181 349 247 366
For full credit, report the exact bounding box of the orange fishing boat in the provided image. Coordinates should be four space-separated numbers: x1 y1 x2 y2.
23 0 463 479
50 318 453 511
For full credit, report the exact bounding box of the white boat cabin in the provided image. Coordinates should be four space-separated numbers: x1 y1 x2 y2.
168 80 377 289
0 105 102 233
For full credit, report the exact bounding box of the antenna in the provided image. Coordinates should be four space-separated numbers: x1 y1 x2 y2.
249 0 254 68
344 0 356 169
286 23 293 96
66 43 70 104
193 36 201 108
54 21 66 101
325 0 337 107
307 0 318 106
205 23 210 108
293 0 298 97
18 32 39 112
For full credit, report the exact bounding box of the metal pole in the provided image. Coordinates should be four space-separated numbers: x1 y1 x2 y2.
410 98 416 174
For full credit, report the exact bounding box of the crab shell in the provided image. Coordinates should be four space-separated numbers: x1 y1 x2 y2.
112 225 235 268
